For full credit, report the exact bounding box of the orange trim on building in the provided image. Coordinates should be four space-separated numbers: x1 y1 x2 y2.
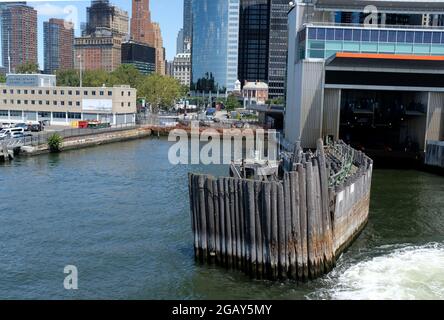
335 52 444 61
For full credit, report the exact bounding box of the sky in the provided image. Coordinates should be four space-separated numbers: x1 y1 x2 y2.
2 0 183 68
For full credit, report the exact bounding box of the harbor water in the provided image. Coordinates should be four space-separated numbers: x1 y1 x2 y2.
0 138 443 300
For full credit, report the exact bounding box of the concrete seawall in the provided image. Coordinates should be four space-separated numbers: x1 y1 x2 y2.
20 127 152 157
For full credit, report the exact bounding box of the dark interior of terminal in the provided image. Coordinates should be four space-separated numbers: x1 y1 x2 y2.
339 89 427 156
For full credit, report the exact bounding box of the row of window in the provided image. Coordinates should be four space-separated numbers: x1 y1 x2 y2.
1 100 131 107
1 88 133 97
307 27 444 45
2 99 80 106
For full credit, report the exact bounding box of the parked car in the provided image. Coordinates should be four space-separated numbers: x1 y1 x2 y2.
0 127 24 140
14 123 29 131
29 124 42 132
9 132 24 139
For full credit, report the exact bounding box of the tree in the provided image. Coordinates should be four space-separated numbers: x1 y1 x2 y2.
0 74 5 83
225 94 241 112
138 74 182 112
56 69 80 87
111 64 143 89
16 62 39 74
83 69 113 87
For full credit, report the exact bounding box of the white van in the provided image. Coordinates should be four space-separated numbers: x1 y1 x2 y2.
0 127 25 140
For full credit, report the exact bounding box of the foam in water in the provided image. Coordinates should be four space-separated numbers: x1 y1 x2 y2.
317 243 444 300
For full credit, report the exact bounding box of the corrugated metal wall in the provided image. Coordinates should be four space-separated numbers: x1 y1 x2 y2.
300 60 325 148
322 88 341 140
427 92 444 142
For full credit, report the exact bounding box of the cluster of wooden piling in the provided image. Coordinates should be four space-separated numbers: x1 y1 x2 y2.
188 140 373 281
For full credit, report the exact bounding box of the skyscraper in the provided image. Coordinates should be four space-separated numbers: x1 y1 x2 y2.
130 0 166 75
238 0 270 85
74 0 128 72
267 0 289 99
1 3 37 73
44 19 74 74
85 0 129 37
176 28 184 54
131 0 154 45
192 0 240 93
183 0 193 44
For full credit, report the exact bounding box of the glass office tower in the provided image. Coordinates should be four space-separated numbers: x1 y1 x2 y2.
238 0 270 85
191 0 240 93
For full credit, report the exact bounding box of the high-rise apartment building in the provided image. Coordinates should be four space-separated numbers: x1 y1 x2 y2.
1 3 37 73
192 0 240 93
44 19 74 74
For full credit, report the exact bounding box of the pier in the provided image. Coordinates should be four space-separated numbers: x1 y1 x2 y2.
188 139 373 281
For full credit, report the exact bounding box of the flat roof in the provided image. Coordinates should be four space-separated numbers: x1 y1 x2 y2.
314 0 444 13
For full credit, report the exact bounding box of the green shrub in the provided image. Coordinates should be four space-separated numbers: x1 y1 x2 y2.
47 133 63 153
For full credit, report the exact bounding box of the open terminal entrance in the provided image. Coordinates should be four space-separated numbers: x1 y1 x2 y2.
339 89 427 165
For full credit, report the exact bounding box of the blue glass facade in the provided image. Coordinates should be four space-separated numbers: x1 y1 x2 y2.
191 0 239 92
303 26 444 59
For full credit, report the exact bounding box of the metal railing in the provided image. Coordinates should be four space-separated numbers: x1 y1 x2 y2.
305 22 444 31
1 123 138 148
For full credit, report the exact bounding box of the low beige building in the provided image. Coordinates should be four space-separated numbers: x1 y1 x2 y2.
0 74 137 126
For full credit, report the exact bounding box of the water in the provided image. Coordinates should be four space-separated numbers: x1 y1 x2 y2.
0 138 443 300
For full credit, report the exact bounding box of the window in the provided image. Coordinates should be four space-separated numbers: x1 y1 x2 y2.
61 90 65 95
38 112 50 118
10 111 21 117
92 91 96 96
128 102 131 107
53 90 57 95
2 89 6 94
24 90 28 94
10 89 14 94
68 90 73 95
46 90 50 95
38 101 42 105
76 91 80 95
68 112 81 119
84 91 88 96
31 100 35 105
46 101 50 105
61 101 65 106
76 101 80 107
31 90 35 94
17 100 21 105
17 89 21 94
53 101 57 105
38 90 42 95
24 100 28 105
128 92 131 96
100 91 104 96
0 110 8 117
68 101 73 106
53 112 66 119
108 91 112 96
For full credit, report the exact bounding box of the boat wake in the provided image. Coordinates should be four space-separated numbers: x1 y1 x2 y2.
312 243 444 300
